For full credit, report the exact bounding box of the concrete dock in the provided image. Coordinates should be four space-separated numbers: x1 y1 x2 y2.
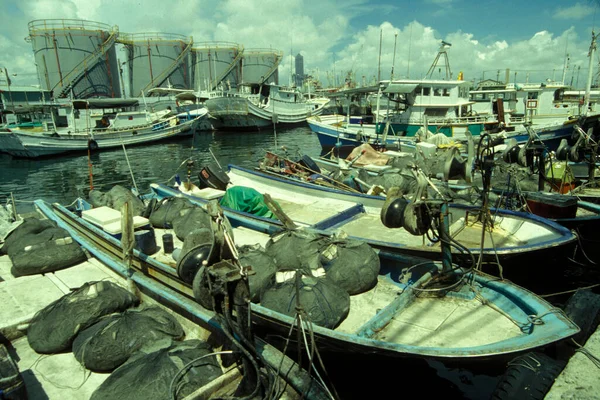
0 254 217 400
0 255 120 399
545 325 600 399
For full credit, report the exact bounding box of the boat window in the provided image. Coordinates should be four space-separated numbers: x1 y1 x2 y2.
527 91 538 100
472 93 485 101
443 88 450 96
422 87 431 96
434 88 441 96
424 108 447 117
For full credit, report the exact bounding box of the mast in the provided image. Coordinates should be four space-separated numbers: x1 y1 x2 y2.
583 31 597 117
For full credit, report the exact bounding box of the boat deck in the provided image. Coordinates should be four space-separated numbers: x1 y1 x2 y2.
228 169 558 253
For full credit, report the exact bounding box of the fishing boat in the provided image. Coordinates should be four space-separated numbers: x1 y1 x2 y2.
26 199 331 400
0 98 207 158
205 83 330 130
150 162 577 286
34 197 580 363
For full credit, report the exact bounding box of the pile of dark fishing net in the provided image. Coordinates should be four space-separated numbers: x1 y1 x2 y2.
1 217 87 276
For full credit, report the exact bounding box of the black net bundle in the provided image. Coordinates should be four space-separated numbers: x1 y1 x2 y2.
260 270 350 329
1 218 55 254
238 244 277 303
172 207 212 240
148 197 195 229
265 229 324 271
72 306 186 372
320 237 380 295
27 281 139 354
2 218 87 276
89 185 146 216
90 339 223 400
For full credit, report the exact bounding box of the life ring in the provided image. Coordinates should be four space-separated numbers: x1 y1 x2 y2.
88 139 99 151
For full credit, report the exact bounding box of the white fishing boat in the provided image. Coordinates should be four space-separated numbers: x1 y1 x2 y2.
0 98 207 158
206 83 330 130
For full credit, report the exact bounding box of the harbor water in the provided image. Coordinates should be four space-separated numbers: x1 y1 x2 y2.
0 125 593 399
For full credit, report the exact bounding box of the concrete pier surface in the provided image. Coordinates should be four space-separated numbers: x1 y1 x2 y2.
0 255 121 399
545 327 600 399
0 255 215 400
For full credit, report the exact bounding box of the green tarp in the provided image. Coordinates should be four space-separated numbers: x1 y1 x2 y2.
219 186 278 220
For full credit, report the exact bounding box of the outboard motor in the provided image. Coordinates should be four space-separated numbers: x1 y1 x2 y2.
198 163 230 190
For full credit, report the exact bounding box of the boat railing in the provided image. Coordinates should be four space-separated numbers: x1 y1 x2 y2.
406 115 494 125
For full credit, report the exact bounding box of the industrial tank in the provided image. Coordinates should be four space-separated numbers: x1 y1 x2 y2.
120 32 192 97
27 19 122 99
191 42 243 91
240 49 282 85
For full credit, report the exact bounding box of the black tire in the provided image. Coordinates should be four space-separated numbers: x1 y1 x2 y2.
491 352 565 400
555 289 600 360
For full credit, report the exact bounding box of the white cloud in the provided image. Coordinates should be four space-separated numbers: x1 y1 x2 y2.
553 3 596 19
0 0 594 90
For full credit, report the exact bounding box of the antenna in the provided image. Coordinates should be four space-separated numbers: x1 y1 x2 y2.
425 41 453 80
377 29 382 82
391 33 398 80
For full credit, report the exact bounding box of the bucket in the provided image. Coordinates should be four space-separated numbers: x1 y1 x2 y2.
135 229 158 254
162 233 174 254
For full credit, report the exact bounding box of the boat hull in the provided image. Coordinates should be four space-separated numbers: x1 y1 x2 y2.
0 116 202 158
35 199 580 362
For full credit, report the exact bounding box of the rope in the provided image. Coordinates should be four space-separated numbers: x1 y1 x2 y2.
539 283 600 298
572 339 600 369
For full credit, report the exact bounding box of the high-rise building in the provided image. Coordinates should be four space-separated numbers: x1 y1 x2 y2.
294 53 304 87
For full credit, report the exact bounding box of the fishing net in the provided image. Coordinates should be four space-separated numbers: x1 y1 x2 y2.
172 207 212 240
27 281 139 354
320 237 380 295
260 270 350 329
265 229 324 271
148 197 195 229
3 219 87 277
238 244 278 303
72 306 185 372
90 339 223 400
89 185 146 216
1 218 55 255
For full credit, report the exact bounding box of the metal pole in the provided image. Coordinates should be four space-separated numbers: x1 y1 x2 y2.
439 203 453 274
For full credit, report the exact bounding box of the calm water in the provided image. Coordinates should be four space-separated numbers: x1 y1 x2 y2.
0 125 548 399
0 126 323 212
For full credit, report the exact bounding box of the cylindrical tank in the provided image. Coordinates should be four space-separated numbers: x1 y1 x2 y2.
240 49 283 85
120 32 192 97
27 19 122 99
191 42 243 91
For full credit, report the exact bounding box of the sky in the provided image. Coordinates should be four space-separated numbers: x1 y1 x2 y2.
0 0 599 89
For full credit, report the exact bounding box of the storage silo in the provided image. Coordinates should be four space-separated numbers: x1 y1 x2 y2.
191 42 243 91
120 32 192 97
27 19 122 99
240 49 282 85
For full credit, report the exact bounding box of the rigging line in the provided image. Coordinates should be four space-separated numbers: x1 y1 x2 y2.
299 314 338 400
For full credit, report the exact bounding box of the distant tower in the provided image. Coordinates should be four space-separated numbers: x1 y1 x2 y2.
295 53 304 87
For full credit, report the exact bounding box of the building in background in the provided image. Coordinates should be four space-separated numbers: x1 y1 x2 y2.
294 53 304 87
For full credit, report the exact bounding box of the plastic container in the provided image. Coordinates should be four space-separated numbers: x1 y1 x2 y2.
162 233 174 254
135 229 158 254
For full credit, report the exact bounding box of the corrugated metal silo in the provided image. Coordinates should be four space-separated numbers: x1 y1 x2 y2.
191 42 243 91
27 19 122 99
120 32 192 97
240 48 282 85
